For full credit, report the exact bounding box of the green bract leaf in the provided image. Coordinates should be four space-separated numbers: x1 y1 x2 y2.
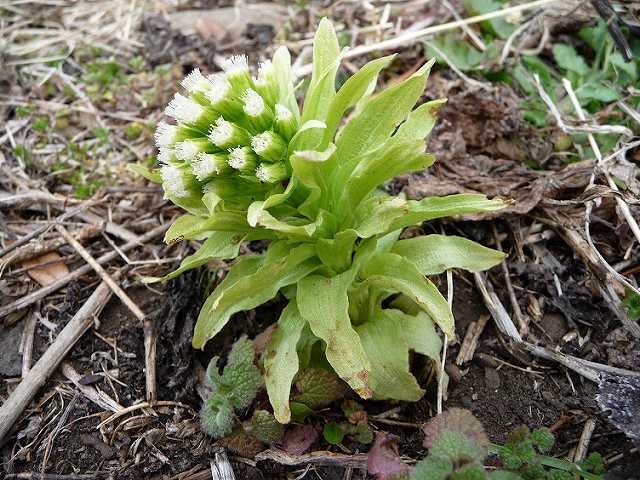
271 46 300 119
334 59 434 190
360 253 454 336
316 229 358 273
192 245 319 348
357 309 428 401
297 271 373 398
321 55 396 147
264 301 306 423
391 234 506 275
298 18 341 150
292 367 348 408
353 194 507 238
145 231 245 283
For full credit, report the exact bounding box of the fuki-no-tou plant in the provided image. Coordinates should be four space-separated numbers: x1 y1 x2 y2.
139 19 508 427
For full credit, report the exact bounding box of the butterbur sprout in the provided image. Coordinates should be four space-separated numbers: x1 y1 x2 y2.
143 20 508 429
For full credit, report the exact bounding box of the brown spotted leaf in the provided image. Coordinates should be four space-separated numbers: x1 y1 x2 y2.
292 368 348 409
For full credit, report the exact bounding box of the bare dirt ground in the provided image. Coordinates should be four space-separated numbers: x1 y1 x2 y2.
1 1 640 479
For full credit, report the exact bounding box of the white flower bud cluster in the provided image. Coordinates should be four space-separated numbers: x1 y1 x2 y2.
156 57 298 203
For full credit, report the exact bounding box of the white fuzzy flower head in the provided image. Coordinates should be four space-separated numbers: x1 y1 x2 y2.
222 55 249 77
204 74 231 105
250 131 271 154
275 104 292 121
228 147 253 170
160 164 188 198
175 140 201 161
181 68 213 93
255 162 287 183
165 93 203 124
154 122 177 148
256 60 273 86
157 147 174 164
242 89 266 117
209 118 233 146
192 153 227 180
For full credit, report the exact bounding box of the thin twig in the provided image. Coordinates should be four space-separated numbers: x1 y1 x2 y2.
20 309 38 377
61 362 123 413
573 418 596 462
294 0 560 76
456 314 490 365
255 449 368 469
0 223 168 318
2 223 102 267
492 223 528 335
54 224 156 402
474 272 522 342
437 270 453 414
0 281 113 445
0 197 101 259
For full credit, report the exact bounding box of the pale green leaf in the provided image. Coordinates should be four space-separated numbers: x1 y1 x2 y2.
164 211 253 244
128 163 161 183
299 18 341 150
335 59 434 177
552 44 589 75
297 271 373 398
353 194 507 238
192 244 319 348
341 140 435 215
359 253 454 336
357 309 425 401
272 46 300 119
321 55 396 147
316 229 358 272
144 231 245 283
392 234 506 275
248 201 317 238
264 300 306 423
391 99 446 144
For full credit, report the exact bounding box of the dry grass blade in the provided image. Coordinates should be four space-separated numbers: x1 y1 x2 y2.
294 0 561 76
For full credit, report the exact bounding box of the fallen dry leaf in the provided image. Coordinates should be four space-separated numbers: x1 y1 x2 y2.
21 251 69 287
